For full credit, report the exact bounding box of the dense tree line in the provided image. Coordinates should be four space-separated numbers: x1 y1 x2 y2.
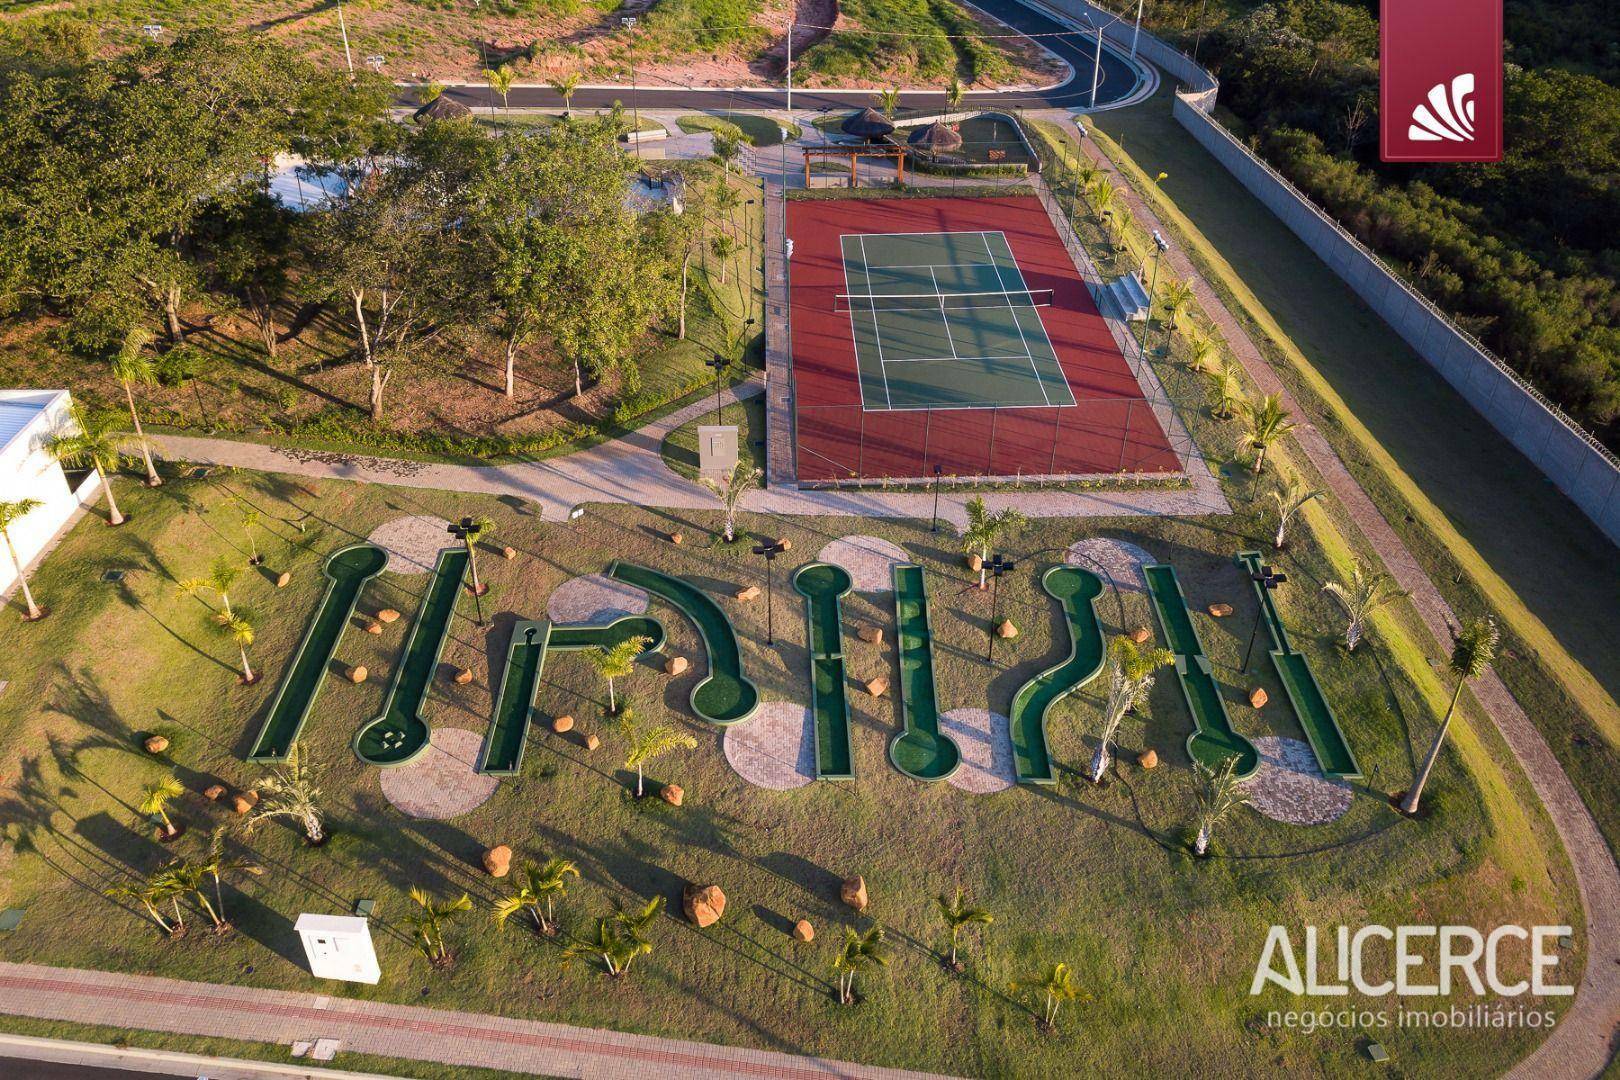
1149 0 1620 443
0 26 720 428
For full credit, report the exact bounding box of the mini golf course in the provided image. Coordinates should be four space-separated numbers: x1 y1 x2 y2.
607 561 759 725
480 615 666 775
1235 551 1361 780
1006 566 1108 784
248 543 388 763
353 546 469 767
1144 564 1260 778
791 562 856 780
888 564 960 781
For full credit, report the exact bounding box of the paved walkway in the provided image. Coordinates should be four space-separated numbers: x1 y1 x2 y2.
1058 115 1620 1080
0 962 953 1080
151 378 1228 530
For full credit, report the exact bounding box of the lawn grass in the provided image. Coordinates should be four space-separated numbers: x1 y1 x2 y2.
0 453 1579 1077
660 396 767 482
1065 88 1620 852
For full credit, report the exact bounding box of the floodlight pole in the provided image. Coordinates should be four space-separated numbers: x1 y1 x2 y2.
447 518 486 627
1131 0 1144 59
706 355 728 423
752 539 787 645
1137 228 1169 359
622 17 641 161
1091 24 1105 108
986 553 1015 663
1241 566 1288 672
337 2 354 76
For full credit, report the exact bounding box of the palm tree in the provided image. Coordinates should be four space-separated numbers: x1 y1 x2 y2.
1074 163 1100 203
1090 635 1174 782
1159 278 1195 338
220 612 258 684
586 635 651 714
699 462 761 543
1322 560 1407 652
618 705 697 797
1113 204 1135 251
553 72 581 117
935 888 992 970
1190 755 1249 856
562 916 651 977
1204 363 1242 421
139 775 184 838
247 743 326 843
456 514 495 596
1090 177 1116 222
1267 474 1321 550
710 233 738 283
493 857 580 935
484 65 515 115
160 857 225 931
832 925 888 1005
0 499 45 620
1401 617 1499 815
960 495 1027 588
877 87 901 118
110 326 162 486
614 895 664 940
103 875 179 935
1236 393 1295 474
178 556 240 622
1186 330 1218 373
1013 961 1087 1030
47 407 129 526
202 825 259 929
404 887 472 966
241 510 263 565
945 77 965 113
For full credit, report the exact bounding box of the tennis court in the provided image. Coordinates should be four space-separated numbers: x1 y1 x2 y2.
839 231 1077 411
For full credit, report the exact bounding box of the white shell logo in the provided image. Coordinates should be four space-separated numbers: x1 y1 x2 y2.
1408 73 1477 142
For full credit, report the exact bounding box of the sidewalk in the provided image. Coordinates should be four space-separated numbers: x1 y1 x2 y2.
0 962 954 1080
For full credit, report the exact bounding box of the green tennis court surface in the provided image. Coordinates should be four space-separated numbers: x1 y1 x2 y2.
839 230 1077 411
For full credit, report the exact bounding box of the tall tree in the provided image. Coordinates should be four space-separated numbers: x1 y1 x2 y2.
0 499 45 620
1322 560 1407 652
935 888 992 970
586 635 650 714
110 326 162 486
960 496 1027 588
699 463 761 542
1090 635 1174 782
1190 756 1249 856
1236 393 1295 474
617 705 697 798
1266 474 1320 550
46 407 129 526
493 857 579 935
219 611 257 684
553 72 581 117
404 887 472 966
139 775 184 839
247 742 326 843
1402 617 1499 815
1013 961 1087 1030
832 926 888 1005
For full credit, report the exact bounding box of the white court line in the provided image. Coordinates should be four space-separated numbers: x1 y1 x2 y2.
990 230 1077 407
855 234 894 410
928 266 963 360
981 232 1052 407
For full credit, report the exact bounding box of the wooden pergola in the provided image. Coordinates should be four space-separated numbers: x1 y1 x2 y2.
802 144 907 187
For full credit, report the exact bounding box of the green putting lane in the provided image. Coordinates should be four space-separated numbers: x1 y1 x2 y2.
888 564 960 781
353 546 469 767
248 543 388 762
1006 565 1108 784
1236 551 1361 779
607 561 759 725
1144 564 1260 778
480 615 665 775
792 562 856 780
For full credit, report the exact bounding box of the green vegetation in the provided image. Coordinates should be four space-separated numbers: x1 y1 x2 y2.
798 0 1016 85
676 113 801 147
792 561 857 780
888 564 959 781
1005 566 1106 784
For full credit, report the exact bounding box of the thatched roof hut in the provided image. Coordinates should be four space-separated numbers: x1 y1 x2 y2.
840 107 896 140
413 95 472 125
907 121 964 153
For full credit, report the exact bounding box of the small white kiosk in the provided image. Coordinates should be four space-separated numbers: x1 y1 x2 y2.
295 913 380 985
697 424 739 477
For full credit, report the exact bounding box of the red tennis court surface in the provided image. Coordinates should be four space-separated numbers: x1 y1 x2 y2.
788 195 1180 483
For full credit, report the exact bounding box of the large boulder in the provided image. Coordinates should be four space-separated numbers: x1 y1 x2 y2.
348 665 368 684
203 784 227 801
551 714 575 734
377 609 402 624
840 875 868 912
793 919 815 942
143 735 170 754
482 845 512 877
1207 603 1234 618
1249 687 1269 709
275 571 292 589
995 619 1018 639
665 656 689 676
967 553 983 573
864 676 889 698
585 733 601 751
1130 626 1153 644
1137 748 1159 769
453 666 475 685
660 783 684 807
364 620 383 635
735 585 761 602
683 884 726 927
502 546 517 560
857 625 883 645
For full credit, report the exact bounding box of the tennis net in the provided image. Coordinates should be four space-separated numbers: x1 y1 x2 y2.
833 288 1055 313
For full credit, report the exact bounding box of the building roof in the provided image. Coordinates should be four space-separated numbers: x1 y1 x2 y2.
413 95 472 124
841 108 896 139
907 121 964 152
0 390 66 454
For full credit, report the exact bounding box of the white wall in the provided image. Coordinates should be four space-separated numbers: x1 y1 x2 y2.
1 390 99 597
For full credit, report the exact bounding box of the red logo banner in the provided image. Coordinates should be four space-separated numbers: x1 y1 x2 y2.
1380 0 1503 162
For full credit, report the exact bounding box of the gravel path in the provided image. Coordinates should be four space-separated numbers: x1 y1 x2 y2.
367 515 455 575
1065 536 1156 593
547 574 650 626
1243 736 1352 825
940 709 1017 794
378 727 499 819
816 536 910 593
722 702 815 789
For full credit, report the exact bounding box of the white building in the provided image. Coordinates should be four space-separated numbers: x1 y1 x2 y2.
1 390 100 598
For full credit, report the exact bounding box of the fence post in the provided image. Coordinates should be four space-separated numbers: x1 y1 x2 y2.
1117 400 1133 473
987 408 999 475
1049 407 1063 475
921 407 933 477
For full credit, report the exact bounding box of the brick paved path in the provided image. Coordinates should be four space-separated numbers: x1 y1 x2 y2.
0 962 953 1080
1055 114 1619 1079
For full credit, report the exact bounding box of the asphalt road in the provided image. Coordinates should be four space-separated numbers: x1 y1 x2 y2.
436 0 1141 114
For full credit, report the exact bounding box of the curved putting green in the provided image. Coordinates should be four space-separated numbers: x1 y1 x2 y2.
353 546 469 767
792 562 855 780
607 561 759 725
1236 551 1361 779
1144 563 1259 778
480 615 665 775
1006 565 1107 784
249 543 388 762
888 563 960 781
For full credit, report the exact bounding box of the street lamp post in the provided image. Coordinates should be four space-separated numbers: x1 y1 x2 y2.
622 17 641 161
335 2 353 76
446 517 487 627
985 553 1016 663
752 539 787 645
1241 564 1288 672
930 464 944 533
1137 227 1169 359
705 355 728 423
1131 0 1144 59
